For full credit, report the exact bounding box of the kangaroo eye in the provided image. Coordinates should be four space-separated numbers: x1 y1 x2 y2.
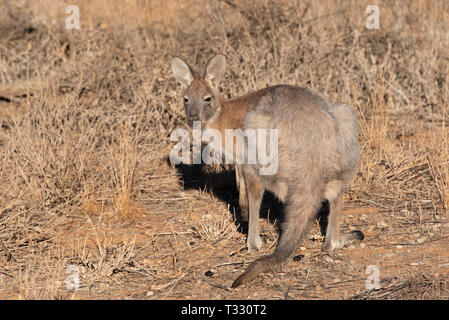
204 96 212 102
183 97 189 103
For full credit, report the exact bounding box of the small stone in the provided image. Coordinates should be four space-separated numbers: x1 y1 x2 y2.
377 221 388 228
205 270 214 277
293 254 304 262
416 237 426 244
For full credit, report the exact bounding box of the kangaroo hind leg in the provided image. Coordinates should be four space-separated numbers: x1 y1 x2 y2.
322 180 364 252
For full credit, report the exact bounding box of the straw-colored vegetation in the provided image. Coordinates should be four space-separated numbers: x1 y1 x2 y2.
0 0 448 299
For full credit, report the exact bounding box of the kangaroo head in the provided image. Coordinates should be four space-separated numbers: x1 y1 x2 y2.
171 54 226 126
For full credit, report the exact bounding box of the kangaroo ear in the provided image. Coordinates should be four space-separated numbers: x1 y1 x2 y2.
205 54 226 87
171 56 193 88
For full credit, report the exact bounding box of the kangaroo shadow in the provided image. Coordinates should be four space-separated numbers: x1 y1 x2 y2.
170 158 331 239
170 159 286 235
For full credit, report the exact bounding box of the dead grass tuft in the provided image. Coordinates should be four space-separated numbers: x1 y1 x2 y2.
0 0 448 299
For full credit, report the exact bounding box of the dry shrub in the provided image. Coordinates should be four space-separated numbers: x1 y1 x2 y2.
0 0 448 298
193 212 237 244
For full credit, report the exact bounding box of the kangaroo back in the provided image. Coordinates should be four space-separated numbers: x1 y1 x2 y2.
231 89 363 288
327 103 360 180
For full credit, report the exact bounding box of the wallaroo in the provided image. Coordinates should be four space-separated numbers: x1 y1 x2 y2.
171 53 364 288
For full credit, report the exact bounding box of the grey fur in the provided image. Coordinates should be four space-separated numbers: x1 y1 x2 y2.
233 85 363 288
170 55 363 289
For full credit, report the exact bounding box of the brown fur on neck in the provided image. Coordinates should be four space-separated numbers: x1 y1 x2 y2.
206 88 270 133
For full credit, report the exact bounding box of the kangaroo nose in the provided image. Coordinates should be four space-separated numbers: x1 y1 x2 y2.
189 109 200 121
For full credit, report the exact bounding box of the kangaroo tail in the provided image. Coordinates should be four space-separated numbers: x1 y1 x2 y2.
232 193 321 288
231 253 286 288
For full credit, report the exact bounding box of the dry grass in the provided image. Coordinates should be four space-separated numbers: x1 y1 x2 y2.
0 0 448 299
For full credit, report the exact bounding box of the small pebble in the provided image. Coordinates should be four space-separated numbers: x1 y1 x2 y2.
293 254 304 262
205 270 214 277
377 221 388 228
416 237 426 244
